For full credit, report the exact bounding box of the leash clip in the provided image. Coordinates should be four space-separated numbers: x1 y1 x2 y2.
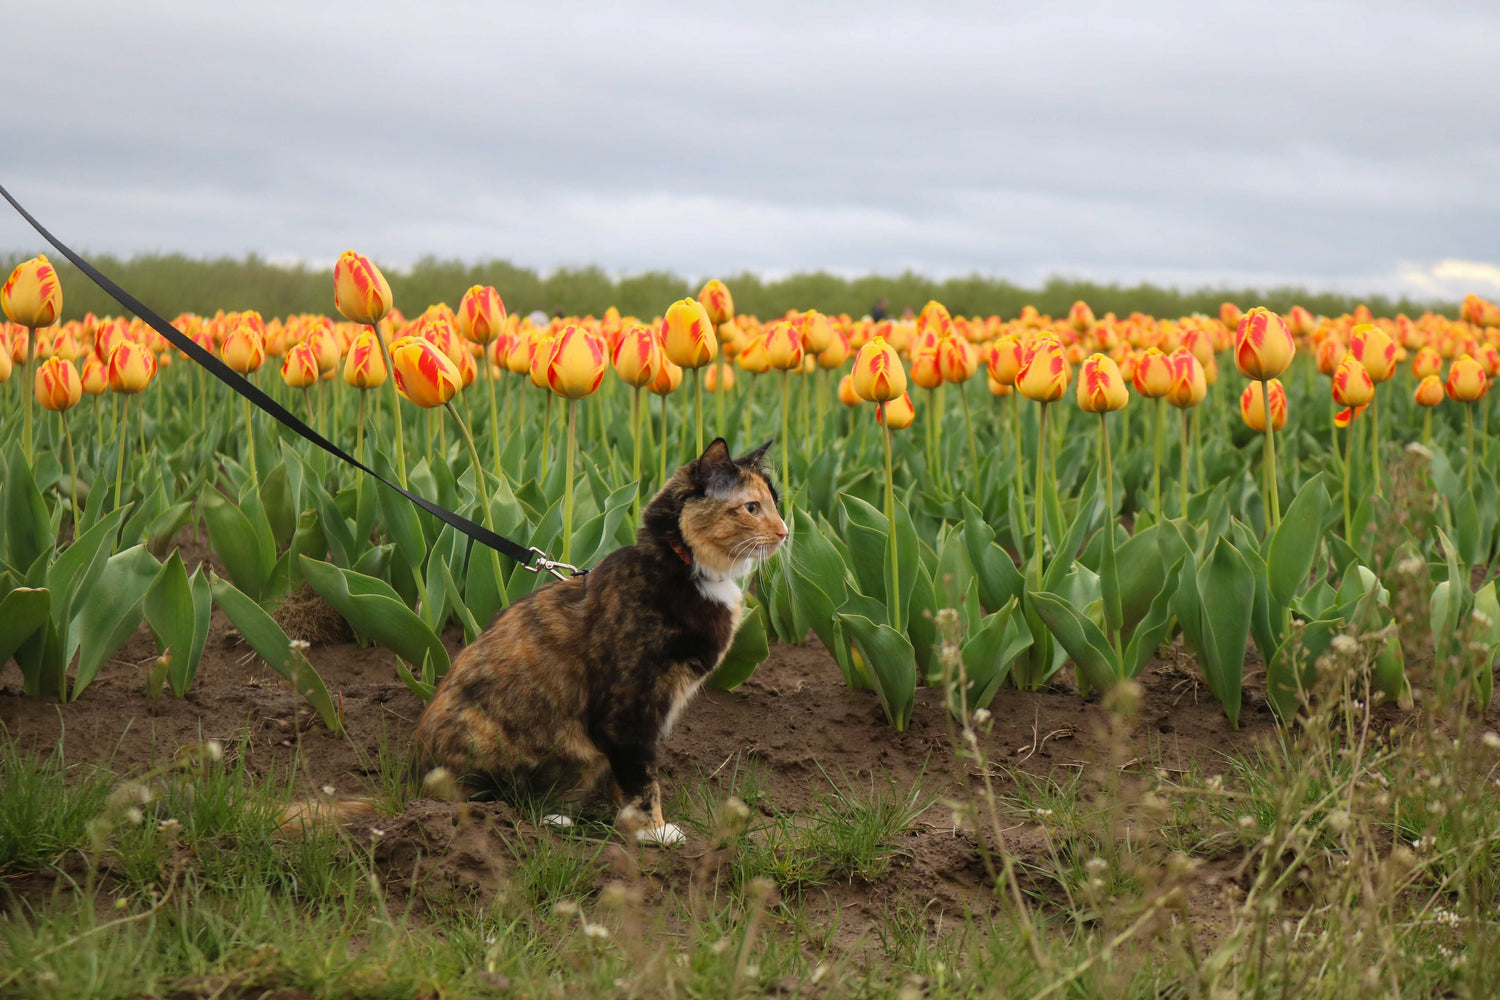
525 546 584 581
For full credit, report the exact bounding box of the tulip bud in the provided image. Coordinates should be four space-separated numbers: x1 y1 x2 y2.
1239 379 1287 432
1016 336 1070 403
612 323 661 388
851 336 907 402
937 336 978 383
817 326 851 369
94 319 129 364
333 250 394 326
704 362 736 393
2 255 63 328
697 279 734 327
221 323 266 374
1349 323 1396 383
343 329 389 389
107 341 158 394
987 376 1013 397
1076 354 1129 413
280 340 321 390
647 356 684 396
1219 302 1244 331
33 357 82 412
1234 308 1295 380
799 310 834 355
546 325 607 399
1068 300 1095 333
1413 374 1445 407
1286 305 1317 338
662 298 718 368
506 332 539 375
765 321 805 371
909 350 943 390
1165 350 1207 409
1446 355 1488 403
876 391 916 430
79 355 106 394
457 285 506 346
987 335 1024 386
1480 343 1500 378
391 336 462 408
1131 347 1173 398
917 300 952 340
1332 354 1375 408
837 373 861 406
736 335 771 374
1315 337 1344 377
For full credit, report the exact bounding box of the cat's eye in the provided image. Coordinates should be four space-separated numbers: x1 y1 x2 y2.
744 502 761 515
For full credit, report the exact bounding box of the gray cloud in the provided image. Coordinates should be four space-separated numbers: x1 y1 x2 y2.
5 0 1500 299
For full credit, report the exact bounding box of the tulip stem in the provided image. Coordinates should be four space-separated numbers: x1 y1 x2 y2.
1344 420 1355 542
925 387 938 477
659 389 669 486
883 419 900 629
61 411 78 538
1261 380 1279 531
960 383 979 481
1034 403 1050 571
485 361 502 472
631 385 643 524
781 370 792 498
562 399 578 565
715 365 727 446
1100 412 1120 660
1012 392 1029 542
693 366 705 453
355 391 367 515
1422 408 1431 449
368 324 407 489
116 397 132 512
1467 404 1476 496
541 393 553 481
21 328 33 464
1369 390 1380 498
241 394 257 483
1152 397 1163 523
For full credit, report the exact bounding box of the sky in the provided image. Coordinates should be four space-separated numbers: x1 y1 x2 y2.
5 0 1500 301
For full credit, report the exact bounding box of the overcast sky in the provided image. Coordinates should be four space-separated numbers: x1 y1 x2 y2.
5 1 1499 300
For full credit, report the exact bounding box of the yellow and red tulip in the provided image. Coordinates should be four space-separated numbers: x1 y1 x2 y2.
79 355 106 394
1332 354 1375 409
838 373 862 406
457 285 506 345
697 279 734 327
1234 307 1295 380
987 335 1024 386
800 310 834 354
1016 336 1070 403
1131 346 1173 398
851 336 907 402
662 297 718 368
937 336 978 383
876 391 916 430
333 251 394 326
1165 350 1207 409
391 336 463 408
1076 354 1128 413
612 323 662 388
33 357 81 412
765 320 805 371
1414 374 1445 407
1239 379 1287 432
343 329 389 388
2 254 63 329
1349 323 1397 383
221 323 266 374
1447 355 1488 402
546 325 607 399
106 341 158 394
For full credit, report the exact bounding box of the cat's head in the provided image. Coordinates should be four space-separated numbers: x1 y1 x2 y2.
642 438 788 577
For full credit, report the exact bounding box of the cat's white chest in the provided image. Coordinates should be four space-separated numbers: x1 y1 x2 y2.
695 575 743 613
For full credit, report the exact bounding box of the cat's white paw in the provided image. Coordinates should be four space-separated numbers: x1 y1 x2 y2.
540 813 575 829
635 822 686 846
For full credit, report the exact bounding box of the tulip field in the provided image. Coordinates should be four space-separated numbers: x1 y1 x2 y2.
2 251 1500 998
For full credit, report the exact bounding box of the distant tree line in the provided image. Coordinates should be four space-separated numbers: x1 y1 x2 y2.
2 251 1453 324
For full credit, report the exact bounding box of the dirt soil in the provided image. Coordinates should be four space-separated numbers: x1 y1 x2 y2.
1 606 1300 949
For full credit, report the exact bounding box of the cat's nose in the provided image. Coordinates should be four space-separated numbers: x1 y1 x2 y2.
776 525 789 540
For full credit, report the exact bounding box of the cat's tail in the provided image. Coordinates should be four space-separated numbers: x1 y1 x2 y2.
275 797 382 834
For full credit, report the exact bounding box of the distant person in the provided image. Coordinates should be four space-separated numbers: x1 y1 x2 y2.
900 306 916 320
870 297 889 322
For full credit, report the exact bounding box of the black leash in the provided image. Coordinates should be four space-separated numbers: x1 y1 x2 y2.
0 181 583 580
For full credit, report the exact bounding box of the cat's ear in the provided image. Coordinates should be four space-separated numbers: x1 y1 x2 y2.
697 438 732 466
737 439 774 469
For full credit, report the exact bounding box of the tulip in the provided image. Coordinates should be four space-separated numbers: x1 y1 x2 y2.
851 336 907 403
221 323 266 374
1068 300 1095 333
697 279 734 327
1349 323 1396 383
79 355 106 395
648 357 684 483
909 350 943 390
704 362 735 393
546 325 607 400
457 285 506 345
988 335 1024 386
736 335 771 374
343 329 389 389
917 300 952 340
876 391 915 430
1414 373 1444 447
1015 336 1069 403
107 341 158 395
1234 308 1295 381
1332 355 1375 409
611 324 662 516
800 310 834 354
1447 355 1488 493
1239 379 1287 432
987 376 1012 396
391 335 462 408
662 296 717 452
1131 347 1173 398
4 254 64 462
281 340 321 392
838 373 861 407
1077 354 1128 414
816 326 851 369
34 356 81 412
765 321 805 371
1315 337 1344 377
1286 305 1317 338
1165 350 1206 410
333 250 394 326
1220 302 1244 332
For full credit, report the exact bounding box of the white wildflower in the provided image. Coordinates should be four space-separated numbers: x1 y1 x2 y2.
289 639 310 651
972 708 992 727
582 923 611 940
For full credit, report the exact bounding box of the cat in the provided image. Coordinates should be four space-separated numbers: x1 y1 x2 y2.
410 437 787 845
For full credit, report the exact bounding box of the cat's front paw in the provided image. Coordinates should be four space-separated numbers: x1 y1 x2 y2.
634 822 686 847
540 814 575 829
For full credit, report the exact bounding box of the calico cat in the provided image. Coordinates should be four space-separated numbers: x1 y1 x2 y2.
411 438 787 845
